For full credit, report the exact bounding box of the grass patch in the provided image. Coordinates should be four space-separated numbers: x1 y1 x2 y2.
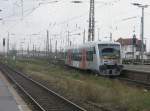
8 58 150 111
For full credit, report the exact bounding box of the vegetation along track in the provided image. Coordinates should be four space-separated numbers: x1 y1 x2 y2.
0 64 86 111
52 59 150 89
118 69 150 89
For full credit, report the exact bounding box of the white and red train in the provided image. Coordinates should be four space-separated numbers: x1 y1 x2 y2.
65 41 123 76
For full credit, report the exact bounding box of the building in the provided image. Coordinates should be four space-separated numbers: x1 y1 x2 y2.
145 52 150 60
117 38 146 59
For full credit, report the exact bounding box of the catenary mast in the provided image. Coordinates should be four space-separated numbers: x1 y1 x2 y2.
88 0 95 41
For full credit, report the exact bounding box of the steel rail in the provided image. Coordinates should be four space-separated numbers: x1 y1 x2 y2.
114 77 150 90
116 69 150 89
117 77 150 86
0 64 86 111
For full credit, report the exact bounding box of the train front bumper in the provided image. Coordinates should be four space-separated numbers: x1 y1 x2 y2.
99 64 123 75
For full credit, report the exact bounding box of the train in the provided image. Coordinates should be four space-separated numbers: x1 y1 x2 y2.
65 41 123 76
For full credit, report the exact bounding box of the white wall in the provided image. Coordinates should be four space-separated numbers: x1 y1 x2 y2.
121 45 140 59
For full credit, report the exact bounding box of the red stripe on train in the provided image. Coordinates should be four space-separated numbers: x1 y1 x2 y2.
80 48 87 69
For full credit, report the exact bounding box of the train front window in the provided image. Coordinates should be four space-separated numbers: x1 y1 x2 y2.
98 44 120 59
101 48 120 59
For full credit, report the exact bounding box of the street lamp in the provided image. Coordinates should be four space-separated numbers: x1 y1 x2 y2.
132 3 149 62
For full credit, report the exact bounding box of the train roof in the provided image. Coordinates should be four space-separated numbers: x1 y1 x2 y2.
65 41 120 50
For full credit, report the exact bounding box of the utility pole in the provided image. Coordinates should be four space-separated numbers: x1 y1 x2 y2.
33 44 34 57
141 7 144 61
50 36 52 53
97 28 100 41
35 45 37 57
3 38 5 57
132 33 136 60
132 3 149 62
21 45 23 57
62 39 65 52
21 0 24 19
27 43 29 57
46 30 50 57
83 29 86 44
88 0 95 41
0 9 2 21
70 41 72 46
67 31 70 46
110 32 112 41
7 32 9 58
132 26 136 60
55 40 57 57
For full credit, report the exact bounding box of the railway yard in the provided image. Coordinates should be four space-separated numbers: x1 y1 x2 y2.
0 58 150 111
1 0 150 111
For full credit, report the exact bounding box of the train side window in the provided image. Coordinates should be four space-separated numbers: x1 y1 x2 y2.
70 47 95 61
72 49 81 61
93 47 96 54
68 50 71 59
86 51 93 61
86 47 94 61
78 50 82 61
72 49 77 61
72 51 74 60
64 52 67 59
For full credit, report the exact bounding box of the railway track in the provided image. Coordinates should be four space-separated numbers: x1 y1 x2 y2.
117 70 150 89
116 77 150 89
0 64 86 111
65 63 150 89
53 60 150 89
2 59 150 111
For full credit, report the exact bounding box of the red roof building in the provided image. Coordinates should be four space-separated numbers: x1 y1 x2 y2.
116 38 146 51
116 38 146 59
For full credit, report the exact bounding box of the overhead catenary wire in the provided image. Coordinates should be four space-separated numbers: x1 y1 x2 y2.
0 0 122 52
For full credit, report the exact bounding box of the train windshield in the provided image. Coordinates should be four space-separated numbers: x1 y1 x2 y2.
98 44 120 59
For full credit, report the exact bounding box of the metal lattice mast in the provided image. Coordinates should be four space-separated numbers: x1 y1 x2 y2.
88 0 95 41
46 30 50 56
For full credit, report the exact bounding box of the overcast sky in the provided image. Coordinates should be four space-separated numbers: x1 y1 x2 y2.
0 0 150 52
